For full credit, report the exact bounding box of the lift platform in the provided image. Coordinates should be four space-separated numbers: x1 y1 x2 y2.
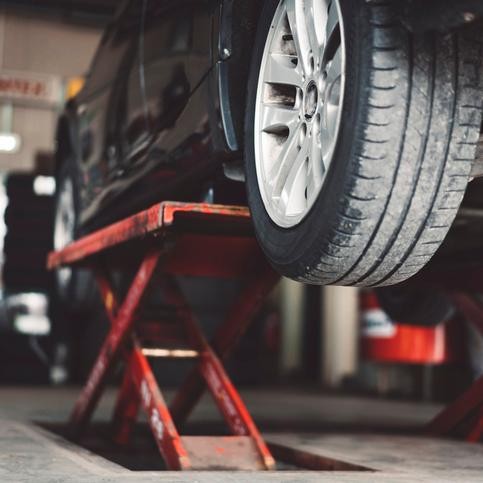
48 201 279 470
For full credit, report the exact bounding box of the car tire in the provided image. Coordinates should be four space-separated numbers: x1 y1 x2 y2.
51 157 108 382
3 174 55 293
244 0 483 286
53 157 98 313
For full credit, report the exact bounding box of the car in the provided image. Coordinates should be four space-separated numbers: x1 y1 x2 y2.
53 0 483 310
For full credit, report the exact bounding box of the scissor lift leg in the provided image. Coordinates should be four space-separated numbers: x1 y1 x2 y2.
157 275 275 469
106 273 275 470
112 368 140 446
427 293 483 442
69 250 161 437
170 266 279 426
69 260 276 469
127 341 191 470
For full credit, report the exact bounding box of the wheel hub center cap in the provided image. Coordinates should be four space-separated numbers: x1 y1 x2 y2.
304 81 318 119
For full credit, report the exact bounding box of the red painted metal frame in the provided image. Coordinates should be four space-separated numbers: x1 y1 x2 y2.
171 266 280 426
427 293 483 442
48 201 278 470
129 340 191 470
70 250 161 434
47 202 251 269
96 269 192 470
158 275 275 469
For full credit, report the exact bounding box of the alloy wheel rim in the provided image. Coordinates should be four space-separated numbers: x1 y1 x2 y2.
53 177 75 291
254 0 346 228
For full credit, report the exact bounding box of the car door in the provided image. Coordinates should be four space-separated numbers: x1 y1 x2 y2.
140 0 217 147
112 3 150 174
76 1 144 214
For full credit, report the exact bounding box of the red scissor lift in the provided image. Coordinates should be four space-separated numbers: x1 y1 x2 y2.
48 201 279 470
48 201 483 471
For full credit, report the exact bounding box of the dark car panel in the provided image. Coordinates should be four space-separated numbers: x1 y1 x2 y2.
68 0 229 229
75 1 143 220
59 0 483 233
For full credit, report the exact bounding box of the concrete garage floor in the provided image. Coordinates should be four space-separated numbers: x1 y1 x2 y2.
1 387 482 482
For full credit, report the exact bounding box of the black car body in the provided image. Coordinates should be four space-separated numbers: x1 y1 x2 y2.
56 0 256 232
54 0 483 296
56 0 483 232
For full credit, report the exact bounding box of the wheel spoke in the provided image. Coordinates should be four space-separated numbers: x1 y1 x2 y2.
325 102 340 139
285 0 311 74
280 132 311 216
261 104 300 133
306 132 324 201
304 0 323 66
320 103 338 162
269 123 303 196
321 44 343 158
312 0 328 47
325 44 342 86
320 115 332 159
265 53 304 87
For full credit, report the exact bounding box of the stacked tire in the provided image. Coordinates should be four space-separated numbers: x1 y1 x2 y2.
0 173 54 384
3 173 54 294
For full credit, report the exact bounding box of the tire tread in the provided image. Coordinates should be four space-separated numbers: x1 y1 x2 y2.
298 4 483 286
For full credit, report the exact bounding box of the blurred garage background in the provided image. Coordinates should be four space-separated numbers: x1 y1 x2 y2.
0 0 107 383
0 0 478 407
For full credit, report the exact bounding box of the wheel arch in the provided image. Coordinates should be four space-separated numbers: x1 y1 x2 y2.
220 0 261 151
